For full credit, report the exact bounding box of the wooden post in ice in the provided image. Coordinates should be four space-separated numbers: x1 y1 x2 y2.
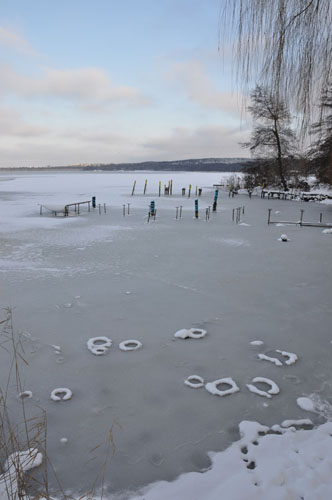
159 181 161 197
195 186 198 196
205 208 209 221
267 208 272 224
320 213 323 223
198 188 202 196
195 199 199 219
92 196 96 208
182 188 186 196
123 205 126 216
232 208 235 221
179 206 183 218
300 209 304 226
175 207 179 219
98 204 101 215
104 203 106 214
131 180 136 196
213 189 219 212
40 205 43 215
242 206 245 215
144 179 147 195
188 184 192 198
127 203 130 215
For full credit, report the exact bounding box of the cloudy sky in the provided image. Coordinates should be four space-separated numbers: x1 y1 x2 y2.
0 0 250 167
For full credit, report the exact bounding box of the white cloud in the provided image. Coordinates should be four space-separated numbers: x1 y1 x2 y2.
0 63 150 108
0 26 37 56
143 125 250 159
0 106 49 137
168 60 245 116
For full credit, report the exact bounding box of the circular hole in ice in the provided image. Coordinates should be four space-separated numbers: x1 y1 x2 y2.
18 391 33 399
189 328 207 339
119 340 142 351
50 388 72 401
205 377 240 397
184 375 204 388
87 336 112 355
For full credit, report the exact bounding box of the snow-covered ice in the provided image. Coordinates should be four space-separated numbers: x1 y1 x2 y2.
0 170 331 498
296 397 316 412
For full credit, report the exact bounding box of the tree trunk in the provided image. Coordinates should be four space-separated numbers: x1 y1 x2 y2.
273 120 288 190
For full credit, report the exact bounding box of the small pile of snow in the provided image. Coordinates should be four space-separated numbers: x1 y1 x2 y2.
297 397 316 412
258 353 282 366
184 375 205 389
119 340 142 351
205 377 239 397
246 377 280 398
174 328 207 339
60 437 68 444
50 388 72 401
250 340 264 346
276 349 298 365
281 419 313 428
279 234 288 242
322 228 332 234
0 448 43 500
87 336 112 355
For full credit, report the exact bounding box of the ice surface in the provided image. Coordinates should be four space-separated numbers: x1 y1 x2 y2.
1 171 331 497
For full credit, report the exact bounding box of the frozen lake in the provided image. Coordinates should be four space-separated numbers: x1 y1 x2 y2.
0 170 332 498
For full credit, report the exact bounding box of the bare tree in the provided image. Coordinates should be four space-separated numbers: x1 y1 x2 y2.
243 86 296 190
310 86 332 183
220 0 332 130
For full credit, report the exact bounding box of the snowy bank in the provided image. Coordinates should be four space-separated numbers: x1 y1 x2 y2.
129 420 332 500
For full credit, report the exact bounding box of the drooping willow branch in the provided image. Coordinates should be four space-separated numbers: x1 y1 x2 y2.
219 0 332 132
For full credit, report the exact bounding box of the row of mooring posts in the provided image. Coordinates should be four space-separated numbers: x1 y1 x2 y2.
131 180 203 197
267 208 332 227
232 206 245 223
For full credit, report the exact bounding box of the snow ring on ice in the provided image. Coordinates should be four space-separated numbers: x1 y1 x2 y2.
174 328 207 339
276 349 298 365
50 388 72 401
184 375 204 388
119 340 142 351
18 391 33 399
205 377 240 397
87 336 112 355
246 377 280 399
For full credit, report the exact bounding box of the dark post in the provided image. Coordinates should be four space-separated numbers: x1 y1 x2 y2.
198 188 202 196
176 207 179 219
127 203 130 215
195 199 199 219
123 205 126 216
92 196 96 208
131 180 136 196
182 188 186 196
320 213 323 223
179 206 183 218
213 189 219 212
267 208 272 224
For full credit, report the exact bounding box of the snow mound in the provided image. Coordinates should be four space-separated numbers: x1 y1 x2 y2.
0 448 43 500
322 228 332 234
281 419 313 428
297 397 316 412
87 336 112 355
250 340 264 346
18 390 33 399
205 377 239 397
246 377 280 398
279 234 288 242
